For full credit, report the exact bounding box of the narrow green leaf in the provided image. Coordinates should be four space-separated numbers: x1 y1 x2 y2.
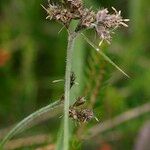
56 122 64 150
0 100 62 149
81 33 130 78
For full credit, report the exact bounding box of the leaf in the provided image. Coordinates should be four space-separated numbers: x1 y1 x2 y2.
56 122 64 150
81 33 130 78
0 100 62 148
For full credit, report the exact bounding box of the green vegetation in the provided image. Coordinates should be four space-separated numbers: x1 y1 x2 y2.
0 0 150 150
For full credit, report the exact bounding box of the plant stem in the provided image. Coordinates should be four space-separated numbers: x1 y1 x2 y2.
63 31 77 150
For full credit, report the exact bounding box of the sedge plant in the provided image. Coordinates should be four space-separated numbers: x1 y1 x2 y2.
0 0 129 149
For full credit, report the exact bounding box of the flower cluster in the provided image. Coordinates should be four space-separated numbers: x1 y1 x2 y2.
43 0 129 43
43 4 72 27
69 107 94 123
43 0 95 29
95 7 129 44
67 0 83 10
57 72 95 123
69 97 94 123
42 1 129 43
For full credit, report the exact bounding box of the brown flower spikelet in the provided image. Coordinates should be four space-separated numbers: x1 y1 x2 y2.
45 4 73 26
69 107 94 122
43 1 129 44
67 0 83 9
96 7 129 43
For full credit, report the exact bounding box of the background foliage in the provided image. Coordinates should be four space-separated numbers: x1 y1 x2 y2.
0 0 150 149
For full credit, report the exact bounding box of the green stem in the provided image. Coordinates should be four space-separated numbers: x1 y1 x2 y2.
63 32 77 150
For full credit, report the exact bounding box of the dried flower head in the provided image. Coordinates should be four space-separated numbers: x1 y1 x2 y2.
67 0 83 9
77 108 94 122
69 96 95 123
96 25 111 44
95 7 129 44
80 8 96 28
69 107 78 120
96 7 129 28
75 8 96 31
69 107 94 123
73 96 86 107
42 4 73 26
42 1 129 44
42 0 97 30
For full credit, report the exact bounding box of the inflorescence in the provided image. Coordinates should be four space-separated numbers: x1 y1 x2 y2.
42 0 129 44
69 96 94 123
42 0 129 123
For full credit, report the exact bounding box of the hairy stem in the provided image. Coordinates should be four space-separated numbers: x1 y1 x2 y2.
63 32 77 150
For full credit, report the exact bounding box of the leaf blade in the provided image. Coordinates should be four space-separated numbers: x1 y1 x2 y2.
81 33 130 78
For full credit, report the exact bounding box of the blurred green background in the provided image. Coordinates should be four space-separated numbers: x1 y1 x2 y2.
0 0 150 149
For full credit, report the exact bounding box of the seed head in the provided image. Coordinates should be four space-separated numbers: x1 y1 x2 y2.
95 7 129 44
96 25 111 44
96 7 129 28
67 0 83 9
69 96 94 123
73 96 86 107
81 9 96 28
76 8 96 31
44 4 73 26
69 107 78 120
78 108 94 122
42 1 129 43
69 107 94 123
